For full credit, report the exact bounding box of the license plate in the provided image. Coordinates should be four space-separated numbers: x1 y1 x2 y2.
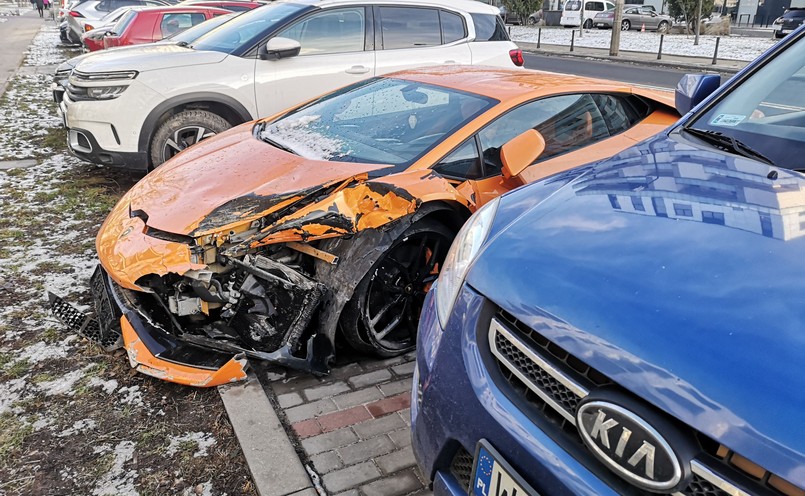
471 440 539 496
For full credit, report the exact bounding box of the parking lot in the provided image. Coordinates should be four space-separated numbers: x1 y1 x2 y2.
2 2 804 496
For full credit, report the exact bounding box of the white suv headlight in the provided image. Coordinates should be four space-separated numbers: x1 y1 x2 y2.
86 86 128 100
435 197 500 329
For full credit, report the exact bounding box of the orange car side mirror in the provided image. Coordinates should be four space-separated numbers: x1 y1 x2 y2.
501 129 546 180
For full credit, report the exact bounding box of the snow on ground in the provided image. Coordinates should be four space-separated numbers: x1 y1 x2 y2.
92 441 139 496
166 432 217 458
88 377 119 394
38 365 91 396
12 336 76 363
510 25 778 61
56 418 97 437
25 23 67 67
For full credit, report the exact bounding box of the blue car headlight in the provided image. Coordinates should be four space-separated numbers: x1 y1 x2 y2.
435 197 499 329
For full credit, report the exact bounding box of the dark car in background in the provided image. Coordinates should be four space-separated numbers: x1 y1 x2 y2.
773 8 805 38
412 22 805 496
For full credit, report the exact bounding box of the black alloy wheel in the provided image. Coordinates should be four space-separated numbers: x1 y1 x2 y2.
621 19 631 30
342 219 454 357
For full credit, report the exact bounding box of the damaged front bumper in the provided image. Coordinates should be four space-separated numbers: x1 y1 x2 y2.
50 265 332 387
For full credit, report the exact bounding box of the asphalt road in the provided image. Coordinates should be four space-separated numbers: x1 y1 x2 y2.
0 10 45 99
523 52 689 89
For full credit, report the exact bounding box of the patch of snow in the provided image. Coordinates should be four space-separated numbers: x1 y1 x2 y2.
13 336 76 364
260 115 350 160
510 26 777 62
2 328 24 341
88 377 118 394
25 24 67 67
60 466 79 482
0 377 29 414
56 418 97 437
92 440 138 496
37 366 89 396
117 385 144 407
166 432 217 458
93 443 112 455
32 417 55 431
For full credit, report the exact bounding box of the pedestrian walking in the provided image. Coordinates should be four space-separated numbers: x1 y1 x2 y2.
35 0 44 16
43 0 50 10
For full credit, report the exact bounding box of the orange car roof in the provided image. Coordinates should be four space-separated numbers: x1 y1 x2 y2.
388 66 676 109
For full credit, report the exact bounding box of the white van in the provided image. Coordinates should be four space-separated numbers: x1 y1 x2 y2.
561 0 615 27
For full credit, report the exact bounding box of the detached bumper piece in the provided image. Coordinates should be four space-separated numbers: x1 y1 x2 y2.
50 266 248 387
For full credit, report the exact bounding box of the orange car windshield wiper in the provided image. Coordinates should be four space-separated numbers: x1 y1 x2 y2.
261 135 298 156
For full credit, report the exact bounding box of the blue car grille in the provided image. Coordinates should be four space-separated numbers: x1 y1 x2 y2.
449 446 474 492
488 309 800 496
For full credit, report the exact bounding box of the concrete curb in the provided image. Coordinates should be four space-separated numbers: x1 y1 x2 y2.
219 373 317 496
518 41 745 75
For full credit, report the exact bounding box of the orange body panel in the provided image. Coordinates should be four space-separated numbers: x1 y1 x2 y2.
121 316 247 387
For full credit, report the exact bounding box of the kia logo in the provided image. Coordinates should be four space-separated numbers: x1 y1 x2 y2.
577 400 683 492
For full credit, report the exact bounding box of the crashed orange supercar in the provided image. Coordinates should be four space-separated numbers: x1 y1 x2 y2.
51 66 678 386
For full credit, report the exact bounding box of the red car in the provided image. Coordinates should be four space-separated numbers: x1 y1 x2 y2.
98 6 229 50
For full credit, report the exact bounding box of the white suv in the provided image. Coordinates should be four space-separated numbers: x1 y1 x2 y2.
62 0 522 170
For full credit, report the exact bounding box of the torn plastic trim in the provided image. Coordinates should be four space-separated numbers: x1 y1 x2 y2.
121 317 248 387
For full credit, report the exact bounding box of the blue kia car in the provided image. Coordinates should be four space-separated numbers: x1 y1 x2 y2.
412 24 805 496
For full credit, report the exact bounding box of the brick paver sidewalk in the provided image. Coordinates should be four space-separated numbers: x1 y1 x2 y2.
257 353 432 496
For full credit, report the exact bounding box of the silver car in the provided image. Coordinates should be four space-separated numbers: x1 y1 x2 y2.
594 5 672 32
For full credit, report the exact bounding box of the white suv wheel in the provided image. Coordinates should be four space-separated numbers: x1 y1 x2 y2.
150 110 231 168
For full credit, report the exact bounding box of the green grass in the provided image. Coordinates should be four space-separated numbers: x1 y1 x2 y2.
0 413 34 466
38 127 66 153
31 372 56 384
4 359 30 379
4 168 26 178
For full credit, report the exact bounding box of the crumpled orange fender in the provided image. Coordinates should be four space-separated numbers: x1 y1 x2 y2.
96 198 206 291
231 169 471 251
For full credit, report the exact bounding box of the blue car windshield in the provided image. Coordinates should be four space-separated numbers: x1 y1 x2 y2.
258 78 496 169
190 3 307 54
687 33 805 171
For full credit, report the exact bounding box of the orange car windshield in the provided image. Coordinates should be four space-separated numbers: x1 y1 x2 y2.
258 77 496 170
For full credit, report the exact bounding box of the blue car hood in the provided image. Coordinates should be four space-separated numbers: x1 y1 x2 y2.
466 132 805 486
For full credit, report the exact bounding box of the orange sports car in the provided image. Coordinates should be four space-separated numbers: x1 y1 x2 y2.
51 66 678 386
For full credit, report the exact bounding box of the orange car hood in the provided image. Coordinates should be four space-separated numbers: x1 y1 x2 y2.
128 123 392 236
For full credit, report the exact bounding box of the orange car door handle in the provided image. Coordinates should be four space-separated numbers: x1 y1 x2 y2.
346 65 370 74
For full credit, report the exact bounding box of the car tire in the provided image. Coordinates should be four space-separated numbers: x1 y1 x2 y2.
65 28 81 45
657 20 669 32
149 109 231 168
621 19 631 30
527 16 537 25
584 18 593 29
340 219 455 357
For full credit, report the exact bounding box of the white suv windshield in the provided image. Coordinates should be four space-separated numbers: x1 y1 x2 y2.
258 78 495 170
687 34 805 171
191 3 308 54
